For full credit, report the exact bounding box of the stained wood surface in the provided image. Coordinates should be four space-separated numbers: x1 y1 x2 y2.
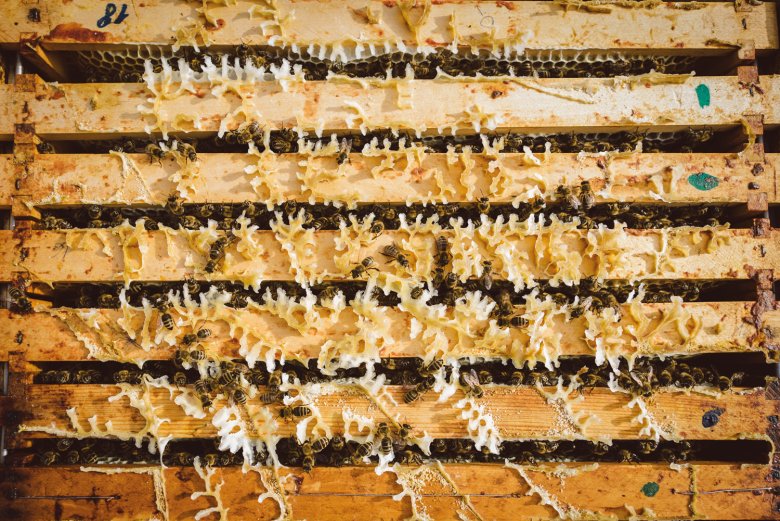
16 76 764 139
2 228 777 283
18 385 776 441
2 464 776 521
0 85 13 139
2 152 776 208
0 302 764 363
2 0 777 52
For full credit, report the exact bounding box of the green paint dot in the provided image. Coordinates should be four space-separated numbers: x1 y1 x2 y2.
695 84 711 108
688 172 719 191
641 482 660 497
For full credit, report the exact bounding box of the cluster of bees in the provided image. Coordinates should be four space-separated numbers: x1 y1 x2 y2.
78 46 693 83
32 434 711 467
35 438 104 466
38 199 729 233
44 275 711 313
35 353 749 396
44 126 717 160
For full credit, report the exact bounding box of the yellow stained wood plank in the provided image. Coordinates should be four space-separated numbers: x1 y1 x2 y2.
1 152 776 209
3 1 777 53
0 85 14 140
764 74 780 129
19 385 777 441
2 228 777 283
4 464 776 521
0 466 161 521
23 76 761 139
0 301 762 363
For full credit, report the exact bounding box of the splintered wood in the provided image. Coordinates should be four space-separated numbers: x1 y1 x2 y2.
1 1 779 521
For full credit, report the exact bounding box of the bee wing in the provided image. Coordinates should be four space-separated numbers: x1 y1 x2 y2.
462 370 479 386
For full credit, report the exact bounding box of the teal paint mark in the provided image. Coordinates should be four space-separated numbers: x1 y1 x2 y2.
641 482 660 498
695 84 711 108
688 172 719 191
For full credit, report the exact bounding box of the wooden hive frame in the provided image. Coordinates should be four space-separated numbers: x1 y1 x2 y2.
1 1 780 520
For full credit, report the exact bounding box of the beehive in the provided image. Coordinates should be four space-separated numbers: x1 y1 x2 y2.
1 1 780 520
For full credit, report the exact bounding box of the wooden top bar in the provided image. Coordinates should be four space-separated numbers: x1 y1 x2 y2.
2 152 776 208
20 385 776 441
2 228 777 283
2 1 776 52
18 76 762 139
0 301 762 363
5 463 776 521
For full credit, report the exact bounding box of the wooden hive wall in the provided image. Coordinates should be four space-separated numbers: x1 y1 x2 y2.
0 1 780 520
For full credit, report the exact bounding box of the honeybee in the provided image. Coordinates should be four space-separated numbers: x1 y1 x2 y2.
86 205 102 220
379 435 393 455
638 440 657 454
431 439 447 453
189 348 206 361
396 423 412 440
369 221 384 237
432 267 445 286
397 450 422 464
179 142 198 163
311 437 329 453
460 369 484 399
381 243 410 268
508 315 529 328
579 181 595 210
556 185 580 211
422 358 443 375
56 438 75 452
260 390 282 404
494 289 513 316
592 441 610 456
434 235 451 266
531 440 559 454
403 388 422 404
351 256 379 278
268 369 282 390
160 312 175 330
280 405 312 420
351 441 373 462
410 286 424 299
270 128 298 153
330 435 345 451
508 371 524 386
166 194 185 216
479 260 493 291
282 200 298 217
114 369 142 385
376 422 390 437
145 143 166 164
74 369 101 384
477 370 493 385
477 197 490 214
232 388 247 405
302 454 315 472
337 138 352 165
199 393 213 409
617 449 638 463
240 201 257 218
64 450 81 464
36 141 55 154
172 371 187 387
218 369 238 387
